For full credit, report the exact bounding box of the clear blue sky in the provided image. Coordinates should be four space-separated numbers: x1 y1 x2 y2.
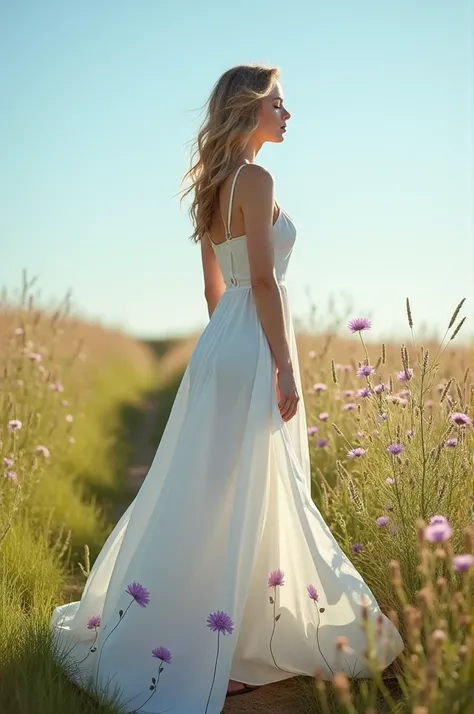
1 0 472 342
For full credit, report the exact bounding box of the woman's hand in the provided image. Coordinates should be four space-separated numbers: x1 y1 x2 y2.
276 367 300 422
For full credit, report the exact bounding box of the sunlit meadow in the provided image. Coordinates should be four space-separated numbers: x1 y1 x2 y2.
0 278 472 714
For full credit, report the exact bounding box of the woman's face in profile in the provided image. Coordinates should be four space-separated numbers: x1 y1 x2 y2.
256 81 291 144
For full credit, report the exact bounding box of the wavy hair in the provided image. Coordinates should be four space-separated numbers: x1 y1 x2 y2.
181 64 280 242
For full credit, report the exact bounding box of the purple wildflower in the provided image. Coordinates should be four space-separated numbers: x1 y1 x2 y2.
426 400 434 408
450 412 472 428
50 381 64 393
87 615 101 630
268 569 285 587
386 477 395 485
343 390 354 398
125 581 150 608
307 584 319 602
452 554 474 573
397 368 414 382
8 420 22 432
344 403 356 411
4 471 18 483
390 526 399 536
3 457 14 468
374 383 386 394
313 383 328 393
206 610 234 635
307 426 319 436
347 447 366 458
376 516 390 528
398 389 410 398
357 365 375 378
342 365 353 372
357 387 371 398
348 317 372 333
152 646 172 663
444 438 458 448
14 327 24 336
387 443 404 455
386 504 394 512
355 431 365 440
35 445 50 458
319 412 329 421
28 352 42 362
351 543 364 554
424 521 452 543
406 429 415 438
317 438 329 448
378 413 388 423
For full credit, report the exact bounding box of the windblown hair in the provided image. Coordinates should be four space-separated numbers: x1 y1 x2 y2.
181 64 280 242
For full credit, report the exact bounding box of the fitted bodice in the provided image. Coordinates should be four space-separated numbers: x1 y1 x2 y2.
211 209 296 288
209 164 297 289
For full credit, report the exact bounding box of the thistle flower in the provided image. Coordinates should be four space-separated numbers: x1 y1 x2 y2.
357 387 371 398
348 317 371 333
351 543 364 554
317 438 328 448
450 412 472 427
424 521 452 543
452 554 474 573
397 368 414 382
357 365 375 378
35 445 50 458
444 438 458 448
8 420 22 432
374 383 386 394
387 443 404 455
347 448 366 458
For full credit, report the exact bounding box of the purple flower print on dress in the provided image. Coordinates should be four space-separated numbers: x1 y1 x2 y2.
268 569 288 673
126 581 150 608
307 584 333 676
75 615 102 665
95 582 150 689
348 317 371 333
268 569 285 588
127 646 173 713
204 611 234 714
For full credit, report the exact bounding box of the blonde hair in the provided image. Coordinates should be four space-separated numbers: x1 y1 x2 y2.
181 64 280 243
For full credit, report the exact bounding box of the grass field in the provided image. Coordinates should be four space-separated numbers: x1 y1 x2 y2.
1 281 473 713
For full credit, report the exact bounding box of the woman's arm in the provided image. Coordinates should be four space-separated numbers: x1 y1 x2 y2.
239 164 299 421
200 235 226 318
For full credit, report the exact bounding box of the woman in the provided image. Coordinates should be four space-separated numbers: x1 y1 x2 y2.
51 64 403 714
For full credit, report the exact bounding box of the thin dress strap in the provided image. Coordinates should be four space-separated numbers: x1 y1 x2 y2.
223 164 246 241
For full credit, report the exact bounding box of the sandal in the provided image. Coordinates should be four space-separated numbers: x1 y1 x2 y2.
226 683 259 698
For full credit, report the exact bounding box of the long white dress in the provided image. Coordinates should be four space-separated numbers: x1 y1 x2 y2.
51 164 404 714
